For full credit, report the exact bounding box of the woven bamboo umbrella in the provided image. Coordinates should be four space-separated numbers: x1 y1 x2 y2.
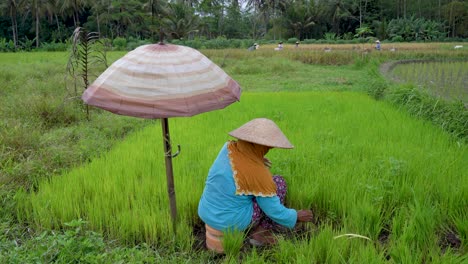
82 42 241 233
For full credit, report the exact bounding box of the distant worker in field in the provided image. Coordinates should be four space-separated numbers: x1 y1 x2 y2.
375 40 381 51
275 41 283 51
248 43 259 51
295 41 300 48
198 118 314 251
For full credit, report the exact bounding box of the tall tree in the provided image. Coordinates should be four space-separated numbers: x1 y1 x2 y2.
284 1 315 40
22 0 55 47
107 0 147 38
327 0 356 35
163 2 199 39
0 0 19 47
442 0 468 38
197 0 225 38
60 0 89 27
357 0 368 27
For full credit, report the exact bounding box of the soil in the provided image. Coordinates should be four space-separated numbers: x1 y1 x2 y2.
378 227 390 245
192 220 464 257
192 220 314 256
439 230 462 253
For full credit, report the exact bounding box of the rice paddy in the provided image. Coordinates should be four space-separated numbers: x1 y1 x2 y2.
16 92 467 262
391 61 468 103
2 43 467 262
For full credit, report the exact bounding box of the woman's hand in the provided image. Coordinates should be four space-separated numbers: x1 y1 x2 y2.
297 210 314 222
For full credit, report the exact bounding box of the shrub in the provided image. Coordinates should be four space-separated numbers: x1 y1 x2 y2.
31 97 80 129
38 42 69 52
302 39 317 44
126 39 152 50
112 37 127 50
391 36 404 42
0 38 16 52
205 36 231 49
19 37 34 51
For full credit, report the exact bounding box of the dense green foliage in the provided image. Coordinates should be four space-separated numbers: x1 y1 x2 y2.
0 0 467 52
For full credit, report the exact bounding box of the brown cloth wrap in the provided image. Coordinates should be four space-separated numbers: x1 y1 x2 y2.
227 140 276 197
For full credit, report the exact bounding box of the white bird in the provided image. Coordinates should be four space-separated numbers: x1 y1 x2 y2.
454 45 463 49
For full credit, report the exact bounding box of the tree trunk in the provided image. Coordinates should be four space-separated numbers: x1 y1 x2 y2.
218 4 225 36
55 14 61 41
73 13 77 28
10 6 18 48
397 0 400 19
359 0 362 27
151 0 154 41
74 0 79 26
35 3 40 48
449 0 454 38
97 13 101 35
438 0 441 22
418 0 421 18
403 0 407 19
75 10 80 26
363 0 368 24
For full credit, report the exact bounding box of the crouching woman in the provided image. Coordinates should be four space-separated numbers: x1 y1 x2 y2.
198 118 313 250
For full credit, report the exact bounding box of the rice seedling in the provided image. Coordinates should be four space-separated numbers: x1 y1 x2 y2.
16 91 467 261
222 228 246 259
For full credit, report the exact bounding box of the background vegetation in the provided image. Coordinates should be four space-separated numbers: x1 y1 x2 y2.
1 0 467 52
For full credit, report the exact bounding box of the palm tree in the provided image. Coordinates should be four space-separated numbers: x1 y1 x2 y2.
143 0 170 41
0 0 19 48
88 0 107 36
107 0 146 38
21 0 55 47
60 0 89 27
284 2 315 40
163 2 199 39
357 0 369 28
327 0 356 35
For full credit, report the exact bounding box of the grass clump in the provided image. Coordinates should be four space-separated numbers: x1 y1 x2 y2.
222 228 246 259
385 84 468 141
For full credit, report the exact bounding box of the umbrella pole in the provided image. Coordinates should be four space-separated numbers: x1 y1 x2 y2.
161 118 177 234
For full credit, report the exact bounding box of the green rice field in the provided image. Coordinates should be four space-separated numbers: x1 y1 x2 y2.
1 45 467 262
17 92 467 262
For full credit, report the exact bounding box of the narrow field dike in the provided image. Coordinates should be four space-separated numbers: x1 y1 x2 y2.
16 92 468 262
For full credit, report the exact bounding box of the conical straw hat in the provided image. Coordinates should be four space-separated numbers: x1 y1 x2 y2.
228 118 294 149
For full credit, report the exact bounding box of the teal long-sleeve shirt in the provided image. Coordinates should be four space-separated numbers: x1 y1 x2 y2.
198 143 297 231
